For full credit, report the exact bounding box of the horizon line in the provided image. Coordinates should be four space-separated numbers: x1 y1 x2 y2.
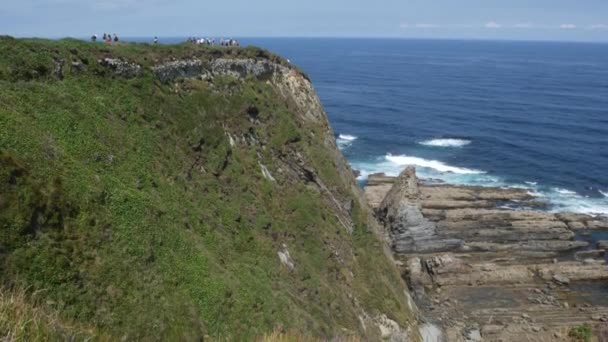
8 35 608 45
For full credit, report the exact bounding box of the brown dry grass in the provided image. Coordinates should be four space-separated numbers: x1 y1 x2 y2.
258 330 363 342
0 288 370 342
0 287 101 341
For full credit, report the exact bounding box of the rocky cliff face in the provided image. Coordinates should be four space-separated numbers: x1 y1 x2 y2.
0 37 418 340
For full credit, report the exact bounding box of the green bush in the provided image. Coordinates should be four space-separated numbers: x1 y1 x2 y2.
569 324 593 342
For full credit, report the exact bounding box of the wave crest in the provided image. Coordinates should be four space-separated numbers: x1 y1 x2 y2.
385 154 484 174
338 134 357 141
419 138 471 148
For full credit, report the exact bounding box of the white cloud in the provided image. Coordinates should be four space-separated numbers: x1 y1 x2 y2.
560 24 576 29
485 21 501 29
513 23 534 29
454 24 475 29
415 24 440 29
35 0 163 11
93 0 148 10
589 24 608 30
399 23 441 29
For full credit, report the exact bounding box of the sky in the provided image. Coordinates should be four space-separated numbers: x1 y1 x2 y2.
1 0 608 42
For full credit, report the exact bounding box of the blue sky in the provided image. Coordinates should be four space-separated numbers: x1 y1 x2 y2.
2 0 608 41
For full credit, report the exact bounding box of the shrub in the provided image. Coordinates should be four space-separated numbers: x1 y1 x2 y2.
569 324 593 342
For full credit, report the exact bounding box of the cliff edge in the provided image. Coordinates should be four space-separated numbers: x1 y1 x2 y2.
0 37 418 340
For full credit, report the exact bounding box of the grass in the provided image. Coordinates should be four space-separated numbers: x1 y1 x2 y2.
0 286 102 341
0 37 415 340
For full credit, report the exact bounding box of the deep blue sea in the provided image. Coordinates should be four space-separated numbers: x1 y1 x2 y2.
127 37 608 214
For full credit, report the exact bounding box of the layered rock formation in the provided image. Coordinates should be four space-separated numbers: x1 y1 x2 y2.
377 167 463 253
366 168 608 341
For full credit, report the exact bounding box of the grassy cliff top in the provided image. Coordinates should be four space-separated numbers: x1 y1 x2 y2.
0 37 416 340
0 36 300 80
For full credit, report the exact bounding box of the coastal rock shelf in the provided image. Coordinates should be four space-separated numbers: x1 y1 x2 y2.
365 168 608 341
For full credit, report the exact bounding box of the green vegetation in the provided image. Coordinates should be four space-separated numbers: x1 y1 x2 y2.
0 37 414 340
569 324 593 342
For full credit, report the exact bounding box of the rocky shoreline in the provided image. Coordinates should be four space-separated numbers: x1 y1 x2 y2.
365 168 608 341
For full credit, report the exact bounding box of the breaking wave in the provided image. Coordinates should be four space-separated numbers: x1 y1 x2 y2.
419 138 471 148
385 154 484 174
336 134 357 150
350 155 608 216
554 188 577 195
338 134 357 141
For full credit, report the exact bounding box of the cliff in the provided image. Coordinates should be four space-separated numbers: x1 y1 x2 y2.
0 37 418 340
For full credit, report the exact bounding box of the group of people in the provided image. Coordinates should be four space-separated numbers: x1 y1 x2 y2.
90 33 120 44
186 37 240 47
89 34 159 45
88 34 242 46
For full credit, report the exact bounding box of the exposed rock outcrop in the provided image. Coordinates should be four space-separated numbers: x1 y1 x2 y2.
152 59 205 82
153 58 286 83
365 168 608 341
366 171 607 257
98 58 142 78
377 167 463 253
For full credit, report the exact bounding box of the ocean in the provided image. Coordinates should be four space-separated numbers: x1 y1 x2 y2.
129 37 608 215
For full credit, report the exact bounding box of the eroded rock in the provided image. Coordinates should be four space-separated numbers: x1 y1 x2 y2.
277 244 294 270
378 167 463 254
98 58 142 78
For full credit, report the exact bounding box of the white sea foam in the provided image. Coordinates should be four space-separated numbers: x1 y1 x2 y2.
385 154 484 174
351 156 497 186
542 187 608 215
553 187 577 196
419 138 471 148
503 184 530 189
336 134 357 150
527 191 543 197
549 198 608 216
351 155 608 216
